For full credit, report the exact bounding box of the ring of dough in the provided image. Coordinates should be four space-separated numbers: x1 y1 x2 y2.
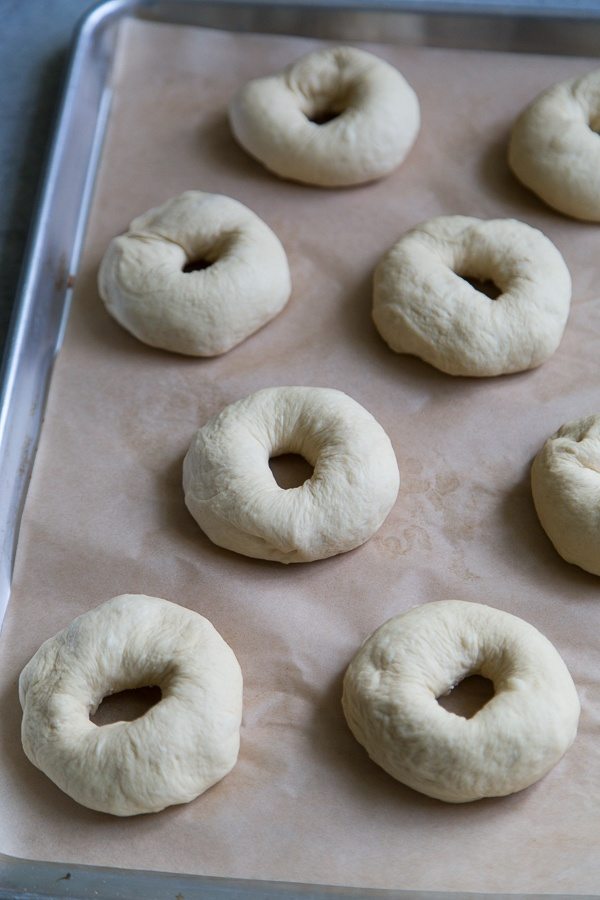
229 46 420 187
19 594 243 816
342 600 579 803
372 215 571 377
509 69 600 220
183 386 400 563
532 414 600 575
98 191 291 356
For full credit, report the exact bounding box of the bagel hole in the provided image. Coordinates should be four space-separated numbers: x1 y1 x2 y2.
182 258 212 273
91 685 162 726
306 108 342 125
588 114 600 134
437 675 494 719
269 453 314 489
305 88 350 125
460 276 501 300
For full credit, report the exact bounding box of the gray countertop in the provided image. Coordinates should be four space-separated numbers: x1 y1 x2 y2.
1 0 97 354
2 0 600 363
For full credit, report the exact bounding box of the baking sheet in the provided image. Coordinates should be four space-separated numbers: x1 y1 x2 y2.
1 16 600 893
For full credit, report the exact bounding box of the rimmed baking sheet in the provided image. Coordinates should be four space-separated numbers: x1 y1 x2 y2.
1 10 600 895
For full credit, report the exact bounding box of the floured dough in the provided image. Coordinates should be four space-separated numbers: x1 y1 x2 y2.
98 191 291 356
372 215 571 376
229 46 420 187
509 69 600 220
19 594 243 816
342 600 579 802
532 414 600 575
183 386 400 563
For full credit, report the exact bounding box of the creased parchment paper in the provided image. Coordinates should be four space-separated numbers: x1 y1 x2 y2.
1 18 600 893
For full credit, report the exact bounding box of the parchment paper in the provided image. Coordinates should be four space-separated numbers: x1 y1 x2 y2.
1 18 600 893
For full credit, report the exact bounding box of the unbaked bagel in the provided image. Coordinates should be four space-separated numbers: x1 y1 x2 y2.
372 215 571 376
229 46 420 187
183 386 399 563
98 191 291 356
509 69 600 220
532 414 600 575
19 594 243 816
342 600 579 803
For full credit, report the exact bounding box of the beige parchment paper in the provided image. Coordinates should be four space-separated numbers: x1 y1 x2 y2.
1 17 600 893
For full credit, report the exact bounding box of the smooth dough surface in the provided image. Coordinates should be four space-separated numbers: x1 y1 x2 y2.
19 594 243 816
183 386 400 563
229 46 420 187
509 69 600 221
342 600 579 803
532 414 600 576
98 191 291 356
372 215 571 377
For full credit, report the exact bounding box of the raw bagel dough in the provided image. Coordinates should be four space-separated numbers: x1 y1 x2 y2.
183 386 399 563
98 191 291 356
19 594 243 816
532 414 600 575
229 46 420 187
342 600 579 803
509 69 600 221
372 215 571 377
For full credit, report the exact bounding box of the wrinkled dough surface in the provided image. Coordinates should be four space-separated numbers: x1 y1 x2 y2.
342 600 579 803
98 191 291 355
229 46 420 187
532 414 600 576
372 215 571 377
509 69 600 221
183 386 399 563
19 594 243 816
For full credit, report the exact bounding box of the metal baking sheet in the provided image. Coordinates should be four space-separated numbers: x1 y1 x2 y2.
2 1 600 898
